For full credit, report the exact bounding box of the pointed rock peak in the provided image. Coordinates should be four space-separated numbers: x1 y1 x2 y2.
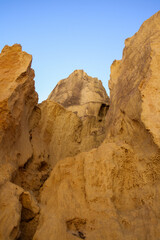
70 69 85 75
48 70 109 118
0 44 34 102
69 69 89 79
1 44 22 54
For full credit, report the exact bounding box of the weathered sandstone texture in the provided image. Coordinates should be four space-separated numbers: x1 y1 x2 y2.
48 69 109 118
33 11 160 240
0 44 39 240
0 44 38 185
0 45 108 239
1 10 160 240
13 99 107 201
13 71 109 204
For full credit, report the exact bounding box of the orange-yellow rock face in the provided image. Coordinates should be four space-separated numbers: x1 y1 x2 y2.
0 44 38 240
0 44 108 240
107 11 160 153
1 11 160 240
33 11 160 240
0 44 38 185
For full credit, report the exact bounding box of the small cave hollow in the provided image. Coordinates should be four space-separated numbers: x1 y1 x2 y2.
98 103 109 120
66 218 86 239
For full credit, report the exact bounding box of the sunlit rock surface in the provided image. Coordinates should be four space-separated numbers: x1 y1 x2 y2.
0 44 38 184
0 44 39 239
0 10 160 240
34 11 160 240
0 44 108 239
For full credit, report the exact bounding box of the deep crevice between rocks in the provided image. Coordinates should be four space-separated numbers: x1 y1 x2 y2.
12 151 51 240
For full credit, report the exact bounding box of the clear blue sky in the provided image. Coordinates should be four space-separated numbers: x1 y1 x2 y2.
0 0 159 102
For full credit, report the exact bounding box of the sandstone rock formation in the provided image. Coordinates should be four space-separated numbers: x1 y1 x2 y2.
0 44 38 185
0 44 39 239
13 99 107 201
48 69 109 119
0 44 108 239
12 71 109 207
33 11 160 240
1 10 160 240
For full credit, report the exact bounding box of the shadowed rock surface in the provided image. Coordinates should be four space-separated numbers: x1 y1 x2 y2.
48 69 110 119
0 10 160 240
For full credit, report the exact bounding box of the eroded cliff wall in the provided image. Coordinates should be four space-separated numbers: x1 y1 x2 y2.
0 44 109 239
34 11 160 240
0 10 160 240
